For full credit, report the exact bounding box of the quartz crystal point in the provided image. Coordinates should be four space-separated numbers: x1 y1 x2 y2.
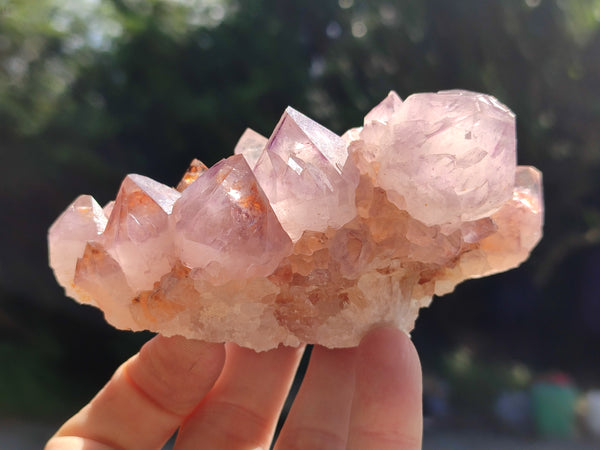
48 90 544 351
253 106 359 241
364 90 403 124
176 159 208 192
173 154 292 282
48 195 107 299
101 174 181 292
234 128 268 168
73 241 139 330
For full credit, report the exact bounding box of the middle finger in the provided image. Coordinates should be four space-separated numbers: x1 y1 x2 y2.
175 342 305 449
274 346 357 450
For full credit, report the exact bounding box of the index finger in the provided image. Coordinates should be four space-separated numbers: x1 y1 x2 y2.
46 335 225 450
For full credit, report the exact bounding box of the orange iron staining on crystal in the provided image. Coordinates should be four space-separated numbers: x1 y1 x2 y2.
176 158 208 192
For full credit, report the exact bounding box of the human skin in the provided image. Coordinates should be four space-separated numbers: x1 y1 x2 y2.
46 327 422 450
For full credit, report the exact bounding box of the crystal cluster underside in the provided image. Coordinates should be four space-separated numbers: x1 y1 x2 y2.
49 90 543 351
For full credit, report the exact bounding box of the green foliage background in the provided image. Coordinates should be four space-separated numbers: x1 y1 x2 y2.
1 0 599 419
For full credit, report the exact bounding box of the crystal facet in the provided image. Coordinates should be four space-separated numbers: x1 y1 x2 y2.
234 128 268 168
48 90 544 350
253 107 359 241
48 195 107 299
364 90 403 124
357 90 516 227
173 154 292 282
176 159 208 192
101 174 181 291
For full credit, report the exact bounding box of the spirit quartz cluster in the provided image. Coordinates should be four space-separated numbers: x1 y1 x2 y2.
49 90 543 351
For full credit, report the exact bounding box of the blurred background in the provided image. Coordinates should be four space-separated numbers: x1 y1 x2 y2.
1 0 600 447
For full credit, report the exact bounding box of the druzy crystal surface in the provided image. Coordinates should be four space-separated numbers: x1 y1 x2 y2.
48 90 543 350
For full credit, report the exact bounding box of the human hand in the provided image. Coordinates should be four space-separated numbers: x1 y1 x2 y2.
46 327 422 449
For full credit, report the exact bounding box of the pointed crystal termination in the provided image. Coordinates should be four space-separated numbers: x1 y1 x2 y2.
364 90 403 125
173 154 293 282
356 90 516 227
48 195 107 299
176 159 208 192
234 128 268 169
101 174 181 291
253 106 359 241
